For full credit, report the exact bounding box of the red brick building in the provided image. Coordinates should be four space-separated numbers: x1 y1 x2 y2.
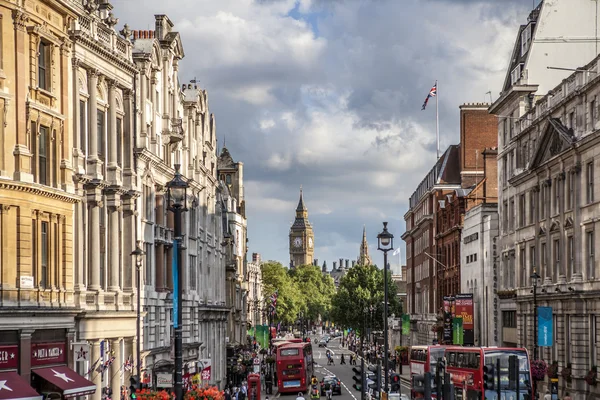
403 103 497 345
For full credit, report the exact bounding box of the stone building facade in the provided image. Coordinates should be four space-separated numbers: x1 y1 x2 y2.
131 16 228 388
0 0 82 393
69 1 138 397
491 51 600 398
218 147 249 346
247 253 263 329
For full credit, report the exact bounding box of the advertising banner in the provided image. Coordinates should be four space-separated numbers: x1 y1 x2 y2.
199 359 212 383
452 318 464 345
157 372 173 388
455 293 475 345
402 314 410 336
443 296 454 343
538 306 553 347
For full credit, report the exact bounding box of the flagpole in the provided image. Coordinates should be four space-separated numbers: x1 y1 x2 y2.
436 80 440 160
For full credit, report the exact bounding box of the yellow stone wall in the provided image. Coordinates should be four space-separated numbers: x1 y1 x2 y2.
0 1 78 306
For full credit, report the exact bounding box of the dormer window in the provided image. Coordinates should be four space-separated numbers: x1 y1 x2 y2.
520 24 532 56
511 63 524 86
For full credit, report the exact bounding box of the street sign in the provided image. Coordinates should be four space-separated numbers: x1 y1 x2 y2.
254 358 260 365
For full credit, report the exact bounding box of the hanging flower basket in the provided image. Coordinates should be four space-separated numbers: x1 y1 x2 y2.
531 359 548 381
561 364 572 383
547 361 559 379
586 366 598 386
185 385 225 400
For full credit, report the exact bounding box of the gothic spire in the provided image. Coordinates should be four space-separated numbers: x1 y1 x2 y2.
358 225 372 266
296 186 307 212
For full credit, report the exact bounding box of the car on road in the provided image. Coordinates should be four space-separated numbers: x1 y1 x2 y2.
320 375 342 395
318 339 327 347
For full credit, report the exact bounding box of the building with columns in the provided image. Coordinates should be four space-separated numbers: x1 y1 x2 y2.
132 16 228 388
69 1 138 397
218 147 249 346
0 0 89 396
247 253 263 329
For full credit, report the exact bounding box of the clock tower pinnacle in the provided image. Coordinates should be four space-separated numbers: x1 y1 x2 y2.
289 187 314 268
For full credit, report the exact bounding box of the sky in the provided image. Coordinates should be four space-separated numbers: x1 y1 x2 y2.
112 0 539 273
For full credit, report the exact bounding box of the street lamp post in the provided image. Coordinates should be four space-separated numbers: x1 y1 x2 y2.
166 164 189 400
131 242 145 381
531 268 540 360
377 222 394 394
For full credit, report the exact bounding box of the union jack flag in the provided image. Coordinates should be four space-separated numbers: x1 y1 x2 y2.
268 290 278 315
124 356 133 372
421 82 437 110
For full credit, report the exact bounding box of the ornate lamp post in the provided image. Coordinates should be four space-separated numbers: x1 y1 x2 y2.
531 268 540 360
377 222 394 394
166 164 189 400
131 241 145 381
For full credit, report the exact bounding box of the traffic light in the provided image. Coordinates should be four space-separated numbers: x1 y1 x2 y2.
368 365 379 392
483 364 495 390
390 373 401 393
352 366 363 390
129 375 140 399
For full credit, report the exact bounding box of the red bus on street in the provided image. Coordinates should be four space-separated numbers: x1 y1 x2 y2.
409 345 448 399
276 342 314 394
444 346 532 400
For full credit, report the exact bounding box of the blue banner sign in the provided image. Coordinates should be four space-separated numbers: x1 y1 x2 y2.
538 306 553 347
173 240 179 329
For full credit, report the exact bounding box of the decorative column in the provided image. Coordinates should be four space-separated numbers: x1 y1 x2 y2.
74 198 86 294
72 58 83 172
140 69 147 139
90 340 102 400
110 338 122 398
87 70 101 178
107 79 120 184
108 199 121 292
88 196 103 291
150 69 157 145
12 9 33 182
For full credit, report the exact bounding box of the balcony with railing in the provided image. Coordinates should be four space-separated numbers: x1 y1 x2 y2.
72 13 132 61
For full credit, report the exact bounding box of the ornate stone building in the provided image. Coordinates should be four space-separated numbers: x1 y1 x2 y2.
358 226 372 266
0 0 87 396
491 49 600 400
218 147 248 346
247 253 263 329
69 1 138 397
289 189 314 267
132 16 228 387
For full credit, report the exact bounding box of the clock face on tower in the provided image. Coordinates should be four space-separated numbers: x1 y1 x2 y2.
308 238 313 248
293 237 303 248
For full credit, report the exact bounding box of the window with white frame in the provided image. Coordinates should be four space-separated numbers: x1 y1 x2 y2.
520 24 532 56
587 161 595 204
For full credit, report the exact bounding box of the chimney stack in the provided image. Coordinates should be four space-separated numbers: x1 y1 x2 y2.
333 262 337 270
345 259 349 269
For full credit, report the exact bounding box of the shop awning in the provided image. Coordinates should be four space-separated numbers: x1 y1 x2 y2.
32 366 96 398
0 371 42 400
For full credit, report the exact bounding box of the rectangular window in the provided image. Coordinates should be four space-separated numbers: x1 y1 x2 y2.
144 186 153 221
145 243 152 285
116 117 123 167
540 185 546 220
41 221 48 289
568 236 574 279
502 156 508 184
38 42 49 91
97 110 105 162
591 315 597 369
32 218 37 287
54 223 59 287
520 247 526 287
519 194 526 227
509 198 515 231
591 100 597 130
189 255 197 291
503 201 508 233
530 245 536 277
80 100 87 155
554 178 560 215
502 311 517 328
541 242 547 278
569 111 575 130
529 190 536 224
38 126 49 186
553 238 560 282
588 231 595 279
567 172 574 210
587 161 594 204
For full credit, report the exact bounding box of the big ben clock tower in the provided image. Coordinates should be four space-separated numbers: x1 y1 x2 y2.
289 188 315 268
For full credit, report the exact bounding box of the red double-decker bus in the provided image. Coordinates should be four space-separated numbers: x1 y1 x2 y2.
444 346 532 400
409 345 448 399
276 342 314 394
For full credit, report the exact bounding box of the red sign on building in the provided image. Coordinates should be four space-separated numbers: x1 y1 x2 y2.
31 342 66 366
0 345 19 369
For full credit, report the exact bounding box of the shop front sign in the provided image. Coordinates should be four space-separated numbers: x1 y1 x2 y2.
0 345 18 369
31 342 66 366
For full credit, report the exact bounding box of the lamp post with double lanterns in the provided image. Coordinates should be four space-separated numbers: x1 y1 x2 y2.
131 241 145 385
377 222 394 394
531 268 540 360
166 164 189 400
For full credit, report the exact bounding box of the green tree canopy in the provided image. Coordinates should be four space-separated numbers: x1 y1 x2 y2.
330 264 402 337
261 261 303 324
288 264 336 321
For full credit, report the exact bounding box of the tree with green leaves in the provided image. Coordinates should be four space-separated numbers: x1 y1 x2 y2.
288 264 336 322
260 261 303 324
330 264 402 337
